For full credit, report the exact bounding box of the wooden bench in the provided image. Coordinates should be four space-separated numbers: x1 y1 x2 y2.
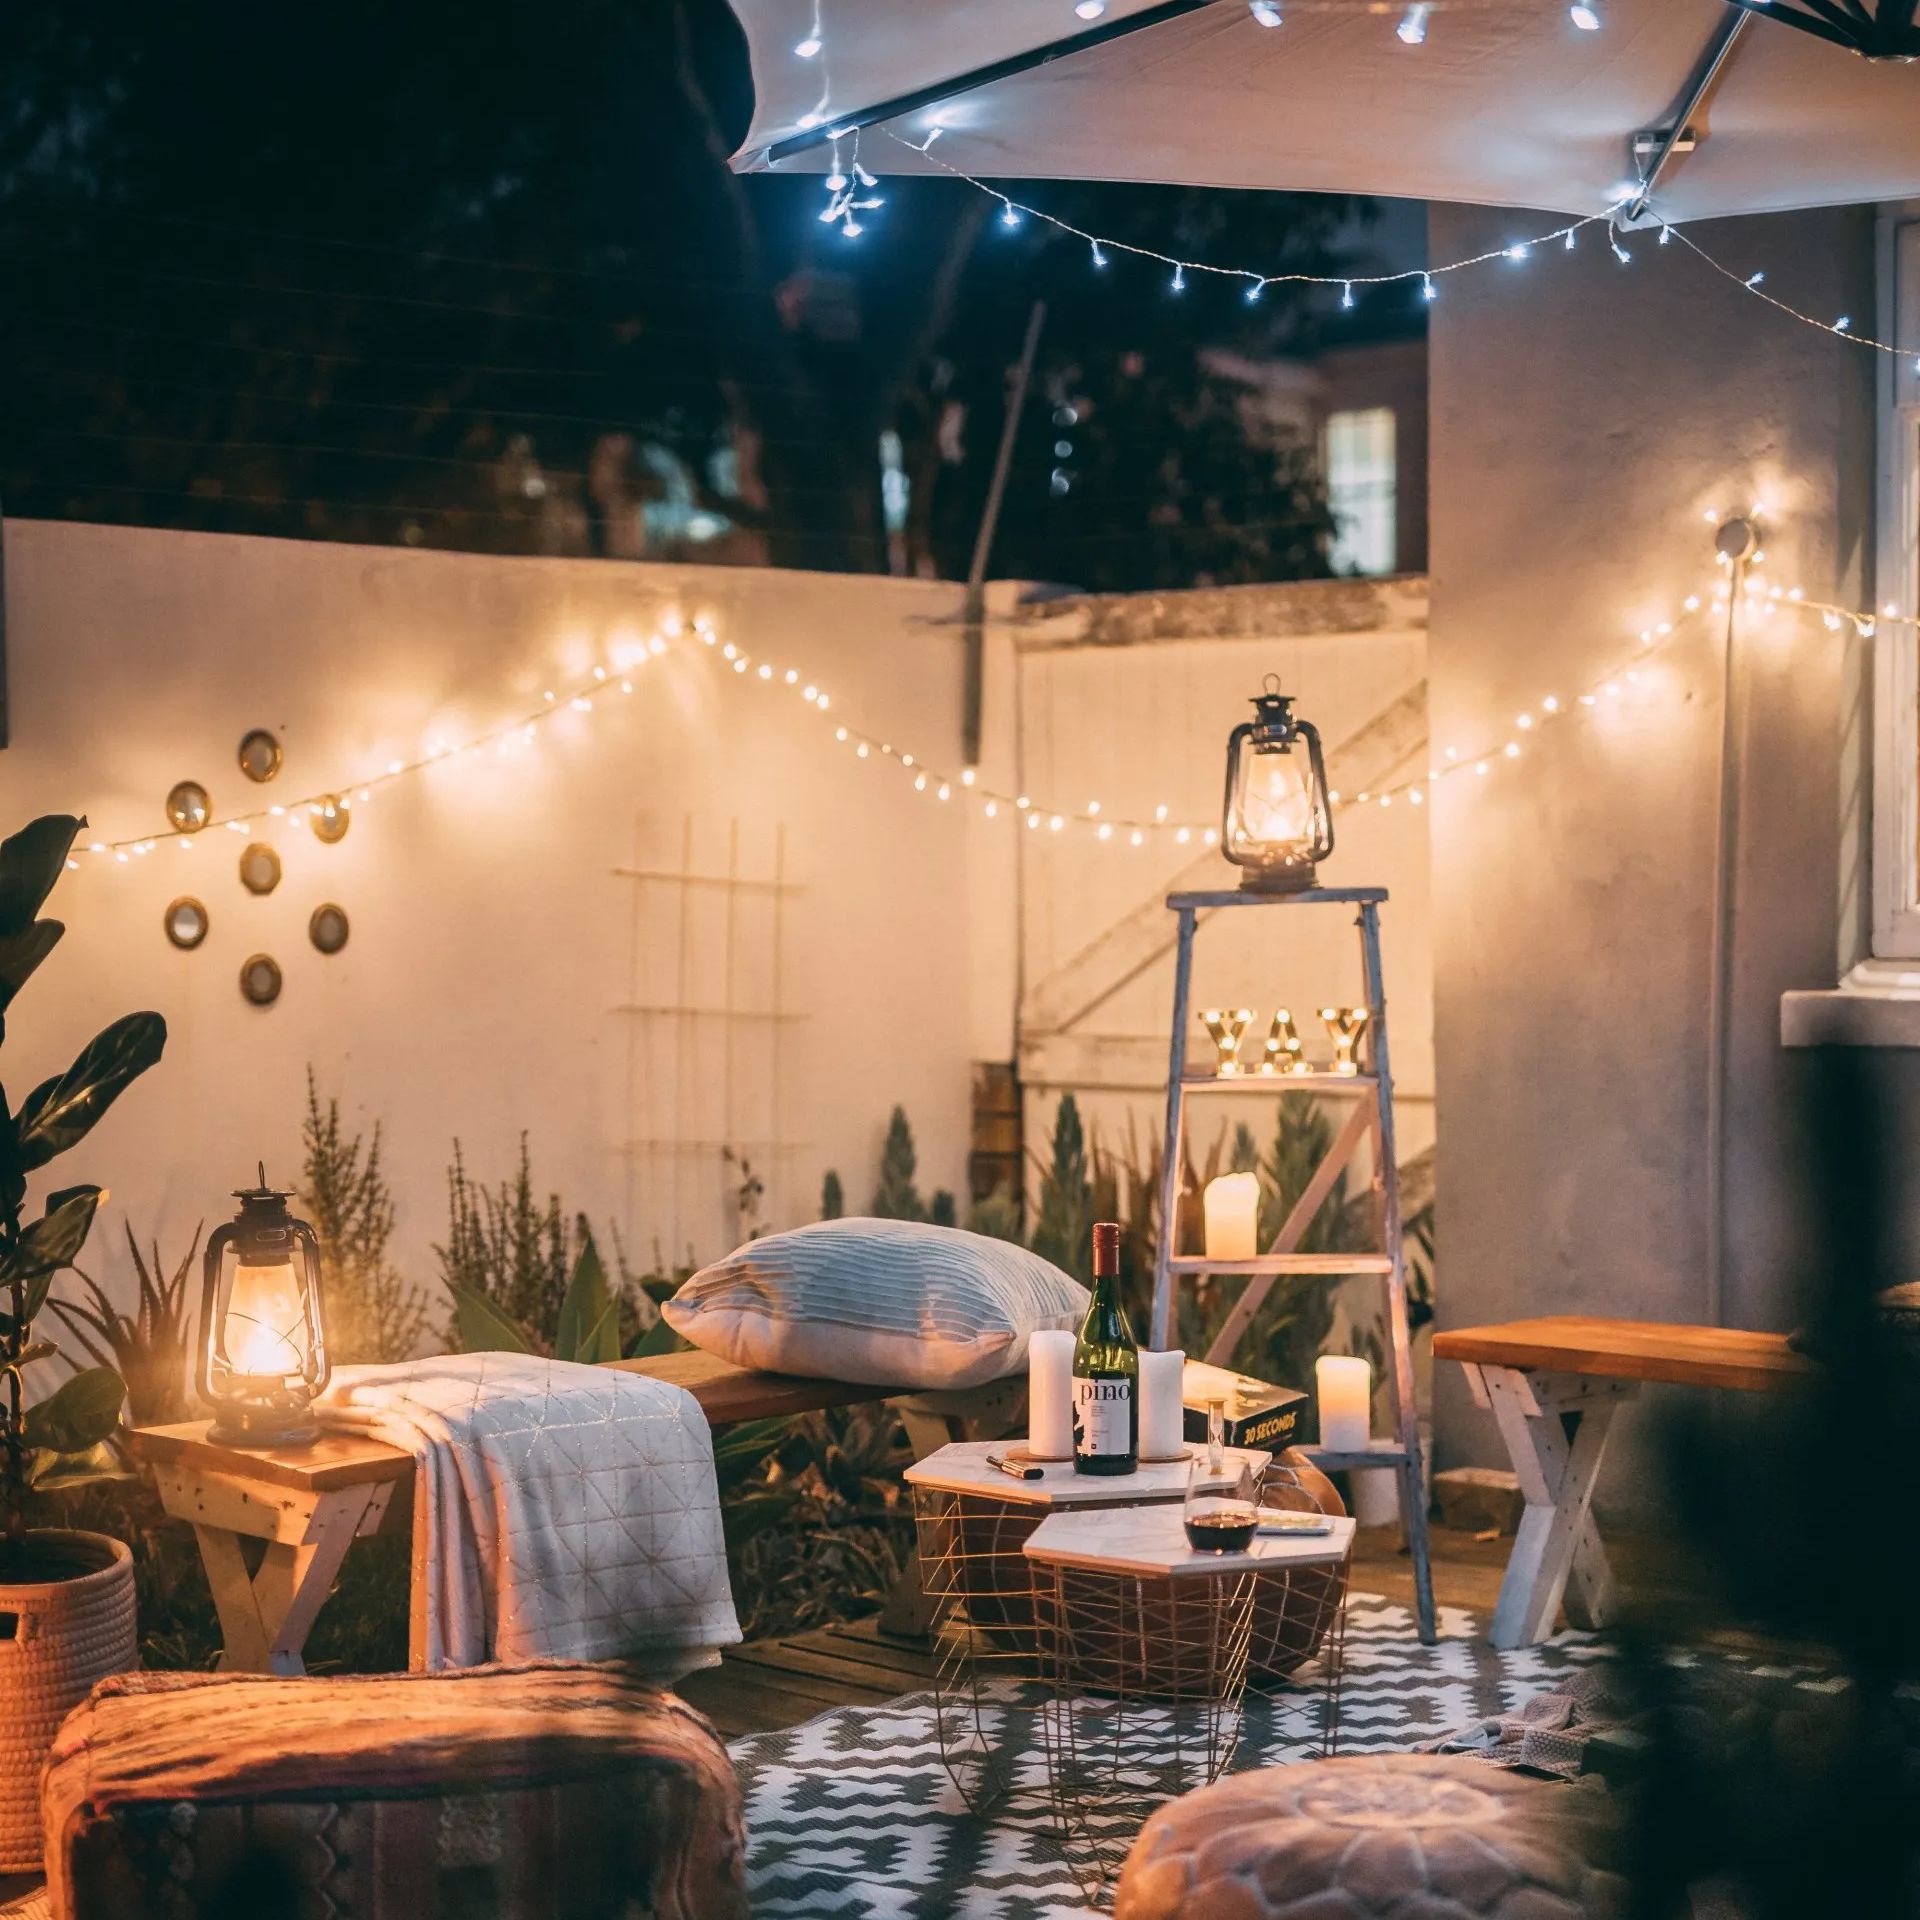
124 1350 1022 1675
1431 1315 1812 1649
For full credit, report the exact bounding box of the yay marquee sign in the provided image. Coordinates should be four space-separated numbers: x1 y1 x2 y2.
1200 1006 1370 1079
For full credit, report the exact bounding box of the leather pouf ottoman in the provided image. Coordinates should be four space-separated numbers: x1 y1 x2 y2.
40 1664 747 1920
1115 1754 1625 1920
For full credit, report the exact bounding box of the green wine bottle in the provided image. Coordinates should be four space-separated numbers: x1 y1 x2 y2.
1073 1220 1139 1476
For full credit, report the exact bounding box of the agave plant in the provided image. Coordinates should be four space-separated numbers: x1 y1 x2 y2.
1 815 167 1568
51 1222 200 1427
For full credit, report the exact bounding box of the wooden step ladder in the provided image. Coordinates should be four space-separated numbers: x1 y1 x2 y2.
1149 884 1435 1643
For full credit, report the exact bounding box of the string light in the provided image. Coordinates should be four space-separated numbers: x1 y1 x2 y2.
1397 4 1431 44
1248 1 1283 23
76 522 1919 871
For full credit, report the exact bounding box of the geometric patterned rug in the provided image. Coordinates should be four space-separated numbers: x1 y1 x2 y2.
729 1591 1615 1920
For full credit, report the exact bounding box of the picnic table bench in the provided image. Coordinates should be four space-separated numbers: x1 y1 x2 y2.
124 1350 1021 1675
1432 1315 1812 1648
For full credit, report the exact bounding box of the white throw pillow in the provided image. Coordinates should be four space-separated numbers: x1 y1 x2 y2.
662 1218 1090 1389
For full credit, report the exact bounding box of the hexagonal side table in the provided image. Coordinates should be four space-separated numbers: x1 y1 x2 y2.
903 1441 1271 1813
1023 1502 1356 1904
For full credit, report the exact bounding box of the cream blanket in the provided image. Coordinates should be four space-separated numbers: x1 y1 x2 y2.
317 1353 741 1678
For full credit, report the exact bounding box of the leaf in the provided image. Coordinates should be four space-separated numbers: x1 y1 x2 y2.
0 918 63 1019
554 1232 619 1365
623 1314 686 1360
4 1184 103 1282
22 1366 125 1453
0 816 82 939
446 1280 533 1355
16 1011 167 1170
26 1442 131 1492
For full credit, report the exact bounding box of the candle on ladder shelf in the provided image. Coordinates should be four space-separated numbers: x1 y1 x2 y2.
1028 1329 1076 1460
1315 1355 1372 1453
1138 1348 1187 1461
1203 1172 1260 1261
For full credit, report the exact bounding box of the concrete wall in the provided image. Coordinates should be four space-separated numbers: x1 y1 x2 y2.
1426 204 1879 1477
2 521 984 1301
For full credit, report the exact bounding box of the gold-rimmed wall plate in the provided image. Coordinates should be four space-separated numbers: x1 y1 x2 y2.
238 729 283 783
308 903 349 955
165 781 211 832
239 953 282 1006
310 795 350 844
239 842 281 896
164 897 209 950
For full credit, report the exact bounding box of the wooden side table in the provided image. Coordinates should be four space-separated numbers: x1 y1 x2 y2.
1023 1503 1355 1900
124 1422 417 1676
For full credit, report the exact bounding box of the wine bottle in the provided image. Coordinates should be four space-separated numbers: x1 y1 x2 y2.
1072 1220 1139 1476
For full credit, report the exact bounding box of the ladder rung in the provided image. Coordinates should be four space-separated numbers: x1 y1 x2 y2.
1180 1072 1378 1093
1300 1440 1411 1471
1166 1255 1395 1276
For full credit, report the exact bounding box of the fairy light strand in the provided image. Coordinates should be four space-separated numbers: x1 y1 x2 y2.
852 129 1916 374
72 543 1916 872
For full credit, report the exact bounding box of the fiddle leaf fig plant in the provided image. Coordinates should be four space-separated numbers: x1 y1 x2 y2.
0 814 167 1566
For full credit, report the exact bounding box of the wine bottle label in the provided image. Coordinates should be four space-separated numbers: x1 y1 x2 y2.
1073 1376 1133 1457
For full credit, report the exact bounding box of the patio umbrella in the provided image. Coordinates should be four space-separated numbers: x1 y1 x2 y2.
726 0 1920 221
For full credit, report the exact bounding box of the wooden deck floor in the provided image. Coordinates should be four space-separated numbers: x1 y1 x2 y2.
678 1520 1519 1741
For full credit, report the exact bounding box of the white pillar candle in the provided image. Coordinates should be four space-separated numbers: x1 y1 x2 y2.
1316 1355 1372 1453
1138 1347 1187 1460
1028 1329 1076 1460
1203 1172 1260 1261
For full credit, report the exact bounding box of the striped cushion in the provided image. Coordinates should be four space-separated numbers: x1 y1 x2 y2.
663 1219 1090 1389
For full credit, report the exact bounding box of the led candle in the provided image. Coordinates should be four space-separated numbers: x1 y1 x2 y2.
1316 1355 1372 1453
1204 1172 1260 1261
1028 1329 1076 1460
1138 1347 1187 1461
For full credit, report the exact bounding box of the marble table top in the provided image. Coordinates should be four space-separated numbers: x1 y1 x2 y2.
1021 1502 1357 1578
903 1440 1271 1510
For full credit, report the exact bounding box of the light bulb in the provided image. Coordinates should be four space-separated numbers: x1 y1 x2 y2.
1076 0 1107 15
793 33 823 57
1569 3 1600 26
1091 241 1108 268
1397 4 1430 43
1001 203 1022 229
1249 0 1283 23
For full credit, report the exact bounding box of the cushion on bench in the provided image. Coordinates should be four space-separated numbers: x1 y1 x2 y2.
41 1664 747 1920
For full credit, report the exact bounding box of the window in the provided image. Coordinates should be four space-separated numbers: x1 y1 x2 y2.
1323 407 1397 577
1871 214 1920 957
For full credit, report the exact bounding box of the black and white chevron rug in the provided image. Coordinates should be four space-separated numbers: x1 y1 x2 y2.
729 1592 1619 1920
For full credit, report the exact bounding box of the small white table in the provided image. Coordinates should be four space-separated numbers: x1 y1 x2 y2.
903 1440 1271 1810
1023 1503 1355 1899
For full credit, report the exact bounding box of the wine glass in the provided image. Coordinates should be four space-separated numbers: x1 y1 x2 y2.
1184 1400 1260 1551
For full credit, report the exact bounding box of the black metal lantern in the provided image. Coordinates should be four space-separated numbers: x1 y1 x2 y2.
196 1170 329 1447
1221 676 1334 891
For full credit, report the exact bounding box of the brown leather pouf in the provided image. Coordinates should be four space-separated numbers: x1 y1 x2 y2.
41 1664 747 1920
1115 1754 1625 1920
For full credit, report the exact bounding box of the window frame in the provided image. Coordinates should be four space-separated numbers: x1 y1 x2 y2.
1871 211 1920 959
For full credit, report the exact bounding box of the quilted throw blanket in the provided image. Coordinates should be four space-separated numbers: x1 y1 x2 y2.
317 1354 740 1678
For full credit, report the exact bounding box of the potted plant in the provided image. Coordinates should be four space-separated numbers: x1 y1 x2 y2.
0 814 166 1872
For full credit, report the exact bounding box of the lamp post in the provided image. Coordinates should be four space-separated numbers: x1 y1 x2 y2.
1221 675 1334 891
196 1171 328 1447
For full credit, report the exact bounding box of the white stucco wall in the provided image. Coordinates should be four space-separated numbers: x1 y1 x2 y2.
2 521 983 1300
1426 203 1879 1481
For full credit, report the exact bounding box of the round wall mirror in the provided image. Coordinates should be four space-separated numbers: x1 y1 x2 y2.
165 781 211 832
238 729 283 783
239 953 283 1007
310 795 350 845
309 903 350 955
239 842 282 896
164 897 209 950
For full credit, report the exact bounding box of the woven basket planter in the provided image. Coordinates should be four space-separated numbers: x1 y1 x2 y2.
0 1530 137 1873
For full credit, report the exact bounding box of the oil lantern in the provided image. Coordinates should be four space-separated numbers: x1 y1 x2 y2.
197 1170 329 1447
1221 675 1334 891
